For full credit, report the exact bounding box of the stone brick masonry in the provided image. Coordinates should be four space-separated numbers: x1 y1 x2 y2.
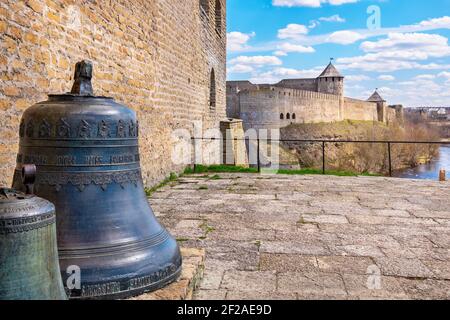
0 0 226 186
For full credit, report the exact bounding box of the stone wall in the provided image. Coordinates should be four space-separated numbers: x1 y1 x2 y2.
317 77 344 96
237 86 384 131
274 78 317 92
226 81 257 119
387 105 404 126
0 0 226 186
238 87 344 130
220 119 248 167
343 98 378 122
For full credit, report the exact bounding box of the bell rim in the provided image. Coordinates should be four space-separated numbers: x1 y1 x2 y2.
66 265 182 300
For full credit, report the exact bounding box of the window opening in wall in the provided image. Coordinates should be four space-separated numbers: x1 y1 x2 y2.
287 113 290 120
280 113 284 120
209 69 216 110
215 0 222 35
292 113 296 120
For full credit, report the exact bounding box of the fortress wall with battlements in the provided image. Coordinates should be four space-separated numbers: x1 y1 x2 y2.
226 63 405 132
236 87 384 131
238 87 344 130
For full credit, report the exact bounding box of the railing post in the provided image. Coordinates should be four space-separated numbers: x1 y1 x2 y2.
388 142 392 177
322 141 326 175
257 138 261 173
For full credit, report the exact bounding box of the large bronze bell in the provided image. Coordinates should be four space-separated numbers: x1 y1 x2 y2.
12 61 182 299
1 166 67 300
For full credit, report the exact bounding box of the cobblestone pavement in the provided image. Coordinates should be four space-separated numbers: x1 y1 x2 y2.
150 173 450 300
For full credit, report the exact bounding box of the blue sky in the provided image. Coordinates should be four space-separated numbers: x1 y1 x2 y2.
226 0 450 107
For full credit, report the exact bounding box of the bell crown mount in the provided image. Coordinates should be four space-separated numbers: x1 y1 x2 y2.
71 60 94 96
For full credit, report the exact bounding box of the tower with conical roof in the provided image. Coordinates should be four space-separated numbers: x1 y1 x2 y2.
367 89 386 103
367 89 387 122
316 60 344 96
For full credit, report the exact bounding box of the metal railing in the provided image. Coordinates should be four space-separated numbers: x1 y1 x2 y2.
191 137 450 177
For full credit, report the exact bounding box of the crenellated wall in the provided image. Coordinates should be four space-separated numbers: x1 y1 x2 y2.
236 87 382 131
238 86 344 130
227 72 404 131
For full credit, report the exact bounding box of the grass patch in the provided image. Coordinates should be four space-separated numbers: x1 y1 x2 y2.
277 169 381 177
198 186 208 190
198 220 215 240
144 172 179 197
185 165 258 174
184 165 379 177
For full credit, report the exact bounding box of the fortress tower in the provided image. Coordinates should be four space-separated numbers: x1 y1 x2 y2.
317 62 344 96
367 89 387 123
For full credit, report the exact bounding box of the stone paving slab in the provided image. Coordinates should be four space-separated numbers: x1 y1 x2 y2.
150 173 450 300
130 248 205 300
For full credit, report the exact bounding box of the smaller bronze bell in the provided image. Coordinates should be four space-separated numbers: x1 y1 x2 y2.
0 165 66 300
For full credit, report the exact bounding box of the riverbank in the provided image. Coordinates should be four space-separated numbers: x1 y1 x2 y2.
280 120 440 175
394 145 450 180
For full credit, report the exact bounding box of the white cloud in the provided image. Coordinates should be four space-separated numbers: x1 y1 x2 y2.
227 31 255 52
337 33 450 72
228 64 254 74
229 55 283 66
274 43 315 56
347 72 450 107
228 55 284 76
378 75 395 81
326 30 365 45
308 14 345 29
272 0 358 8
418 16 450 29
278 24 309 39
414 74 436 80
438 71 450 80
249 16 450 54
319 14 345 23
360 33 450 58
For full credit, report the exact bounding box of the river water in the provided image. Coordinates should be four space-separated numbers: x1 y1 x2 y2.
394 145 450 180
